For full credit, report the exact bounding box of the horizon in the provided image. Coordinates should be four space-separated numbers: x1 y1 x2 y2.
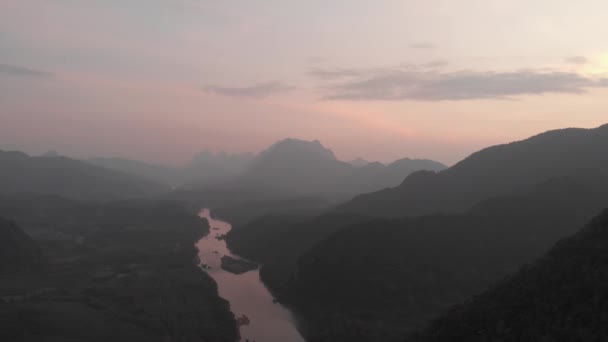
2 1 608 166
3 123 607 168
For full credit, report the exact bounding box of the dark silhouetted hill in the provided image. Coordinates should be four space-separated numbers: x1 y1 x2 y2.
0 218 44 274
87 157 178 185
0 197 238 342
0 150 166 200
257 178 608 342
88 151 255 187
339 124 608 217
226 211 369 288
410 208 608 342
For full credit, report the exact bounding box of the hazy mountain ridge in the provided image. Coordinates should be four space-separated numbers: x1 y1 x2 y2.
339 124 608 217
182 150 256 186
277 178 608 341
88 151 256 187
238 138 446 197
409 208 608 341
224 124 608 341
0 150 166 200
87 157 178 185
349 157 371 167
86 138 445 201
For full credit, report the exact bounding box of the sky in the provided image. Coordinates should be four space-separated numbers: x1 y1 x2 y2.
1 0 608 166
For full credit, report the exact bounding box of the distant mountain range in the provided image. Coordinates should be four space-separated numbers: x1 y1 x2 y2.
88 151 256 187
338 124 608 217
238 138 446 197
86 157 178 185
348 157 370 167
410 208 608 341
226 123 608 342
0 150 166 200
87 138 446 199
182 150 256 186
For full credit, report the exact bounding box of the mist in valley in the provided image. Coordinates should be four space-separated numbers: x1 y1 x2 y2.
2 1 608 342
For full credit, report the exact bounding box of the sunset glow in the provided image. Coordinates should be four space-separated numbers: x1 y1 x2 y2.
1 0 607 165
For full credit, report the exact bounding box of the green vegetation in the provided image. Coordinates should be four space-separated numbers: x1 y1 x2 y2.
227 178 608 341
226 212 369 291
0 198 238 342
410 209 608 341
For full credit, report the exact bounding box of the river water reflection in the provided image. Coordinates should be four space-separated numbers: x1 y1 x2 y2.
196 209 305 342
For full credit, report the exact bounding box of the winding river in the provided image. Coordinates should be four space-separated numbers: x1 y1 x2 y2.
196 209 305 342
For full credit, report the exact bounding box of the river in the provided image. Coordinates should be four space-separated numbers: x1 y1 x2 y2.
196 209 305 342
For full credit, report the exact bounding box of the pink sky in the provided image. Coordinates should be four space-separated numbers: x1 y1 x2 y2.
1 0 607 166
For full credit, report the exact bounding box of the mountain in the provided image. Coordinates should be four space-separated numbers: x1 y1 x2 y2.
339 124 608 217
0 150 166 200
410 208 608 342
240 139 345 195
87 157 178 185
180 150 256 186
382 158 448 188
41 150 61 158
349 157 370 167
0 218 44 274
255 178 608 342
226 211 369 287
89 141 445 205
88 151 255 187
238 138 446 197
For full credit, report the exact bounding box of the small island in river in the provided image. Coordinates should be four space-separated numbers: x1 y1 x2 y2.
220 255 258 275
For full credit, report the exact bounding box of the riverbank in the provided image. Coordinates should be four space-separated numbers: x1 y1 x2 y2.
197 209 305 342
0 199 239 342
221 255 259 275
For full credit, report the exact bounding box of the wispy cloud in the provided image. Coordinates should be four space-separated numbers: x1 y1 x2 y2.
421 60 449 68
308 62 448 81
203 81 293 98
410 42 436 50
0 64 54 78
564 56 589 65
307 67 367 80
317 69 608 101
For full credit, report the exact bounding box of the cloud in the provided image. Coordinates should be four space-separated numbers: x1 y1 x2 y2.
307 67 367 80
410 42 436 50
564 56 589 65
203 81 293 98
319 69 608 101
309 62 450 82
0 64 54 78
422 60 449 68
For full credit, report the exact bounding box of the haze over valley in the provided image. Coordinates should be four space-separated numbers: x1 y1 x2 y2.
2 1 608 341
